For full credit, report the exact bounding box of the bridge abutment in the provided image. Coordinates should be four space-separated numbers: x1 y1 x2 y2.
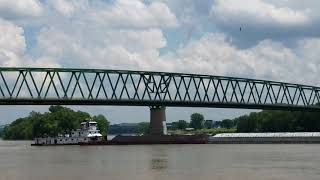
149 106 166 136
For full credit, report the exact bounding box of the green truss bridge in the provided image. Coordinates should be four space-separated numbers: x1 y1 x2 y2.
1 67 320 135
0 67 319 110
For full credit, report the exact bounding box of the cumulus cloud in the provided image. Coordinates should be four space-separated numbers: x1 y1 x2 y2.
33 21 320 86
86 0 178 28
0 18 26 66
47 0 88 17
34 26 167 69
158 0 320 45
210 0 320 44
211 0 310 26
28 0 178 69
0 0 43 19
1 0 320 87
160 33 320 86
0 18 59 67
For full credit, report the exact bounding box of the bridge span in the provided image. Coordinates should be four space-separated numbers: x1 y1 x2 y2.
1 67 320 135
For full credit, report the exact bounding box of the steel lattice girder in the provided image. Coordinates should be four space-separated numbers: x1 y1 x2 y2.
0 67 320 111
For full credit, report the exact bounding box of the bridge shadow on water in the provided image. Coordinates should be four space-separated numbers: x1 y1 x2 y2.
149 146 168 171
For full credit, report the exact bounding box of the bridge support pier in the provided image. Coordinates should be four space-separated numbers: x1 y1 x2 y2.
149 106 167 136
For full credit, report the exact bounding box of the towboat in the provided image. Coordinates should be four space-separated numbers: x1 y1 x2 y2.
32 120 104 146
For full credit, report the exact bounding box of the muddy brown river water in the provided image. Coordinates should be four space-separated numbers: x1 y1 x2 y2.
1 140 320 180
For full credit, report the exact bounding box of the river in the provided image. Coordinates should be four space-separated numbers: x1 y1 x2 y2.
1 140 320 180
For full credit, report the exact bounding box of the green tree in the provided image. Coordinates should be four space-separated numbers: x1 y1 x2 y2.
0 125 4 137
169 122 179 130
220 119 234 129
190 113 204 130
204 120 213 129
92 114 109 136
136 122 150 135
2 105 109 140
49 105 65 113
235 110 320 133
176 120 188 130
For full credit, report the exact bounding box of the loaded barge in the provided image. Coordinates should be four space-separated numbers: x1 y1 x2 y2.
32 121 320 145
209 132 320 144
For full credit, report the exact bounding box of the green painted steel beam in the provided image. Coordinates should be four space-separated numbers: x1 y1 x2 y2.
0 98 319 111
0 67 316 88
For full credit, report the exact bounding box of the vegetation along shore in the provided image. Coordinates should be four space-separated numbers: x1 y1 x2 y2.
1 105 320 140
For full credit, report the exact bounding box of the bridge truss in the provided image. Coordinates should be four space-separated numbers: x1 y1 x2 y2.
0 67 319 111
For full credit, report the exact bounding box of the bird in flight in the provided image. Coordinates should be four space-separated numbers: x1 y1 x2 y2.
240 27 242 31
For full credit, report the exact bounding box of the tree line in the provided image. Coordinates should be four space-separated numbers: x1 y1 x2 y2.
169 113 235 131
169 110 320 133
0 125 5 138
2 107 320 140
1 106 109 140
235 110 320 132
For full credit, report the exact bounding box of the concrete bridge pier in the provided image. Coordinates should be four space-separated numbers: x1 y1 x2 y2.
149 106 167 136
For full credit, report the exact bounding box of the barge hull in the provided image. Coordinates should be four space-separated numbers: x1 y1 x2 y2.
32 135 209 146
105 135 209 145
209 137 320 144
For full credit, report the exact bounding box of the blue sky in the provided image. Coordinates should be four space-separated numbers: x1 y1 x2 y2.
0 0 320 124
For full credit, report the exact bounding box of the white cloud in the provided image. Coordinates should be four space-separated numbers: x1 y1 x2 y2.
211 0 310 27
161 33 320 86
34 23 320 86
87 0 178 28
0 18 59 67
106 29 167 51
0 0 43 19
34 26 167 69
0 18 25 66
48 0 88 17
208 0 320 44
2 0 320 87
30 0 177 70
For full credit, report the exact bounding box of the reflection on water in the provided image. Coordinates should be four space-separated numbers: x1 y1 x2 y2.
150 146 168 170
151 158 168 170
1 140 320 180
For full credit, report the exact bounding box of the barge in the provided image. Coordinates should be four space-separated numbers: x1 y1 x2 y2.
32 120 209 146
209 132 320 144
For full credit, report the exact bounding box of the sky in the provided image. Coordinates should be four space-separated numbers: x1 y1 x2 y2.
0 0 320 124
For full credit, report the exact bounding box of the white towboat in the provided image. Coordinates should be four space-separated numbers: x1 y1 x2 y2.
32 120 103 145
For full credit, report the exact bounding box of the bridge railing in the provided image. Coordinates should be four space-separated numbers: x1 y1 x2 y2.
0 67 319 110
